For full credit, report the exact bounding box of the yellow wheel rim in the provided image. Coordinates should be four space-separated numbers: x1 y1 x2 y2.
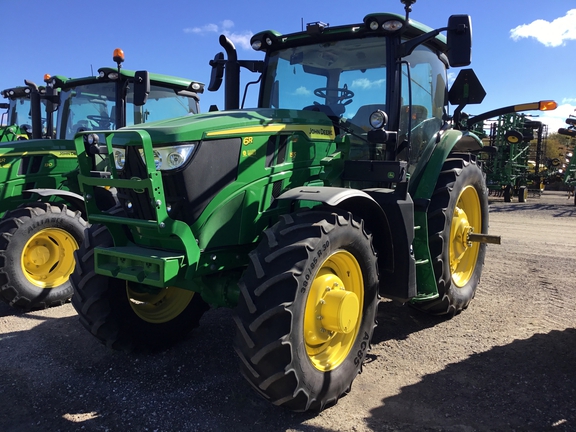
22 228 79 288
127 285 195 323
450 185 481 287
304 250 363 371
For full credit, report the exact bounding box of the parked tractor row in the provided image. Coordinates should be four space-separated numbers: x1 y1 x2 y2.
0 50 204 309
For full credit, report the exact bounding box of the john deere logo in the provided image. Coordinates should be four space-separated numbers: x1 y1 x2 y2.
387 172 395 179
131 177 145 194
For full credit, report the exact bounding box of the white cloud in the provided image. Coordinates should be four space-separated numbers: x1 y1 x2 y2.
510 9 576 47
528 103 576 133
351 78 385 90
184 20 253 50
293 86 312 96
183 23 219 34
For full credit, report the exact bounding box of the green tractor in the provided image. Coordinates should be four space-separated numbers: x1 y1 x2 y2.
558 115 576 205
0 49 204 310
0 82 50 142
70 2 551 411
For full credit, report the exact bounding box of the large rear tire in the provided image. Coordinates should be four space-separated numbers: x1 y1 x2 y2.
70 222 209 352
234 209 379 412
0 203 86 310
413 156 488 315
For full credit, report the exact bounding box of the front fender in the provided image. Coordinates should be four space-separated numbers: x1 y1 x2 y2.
24 188 85 213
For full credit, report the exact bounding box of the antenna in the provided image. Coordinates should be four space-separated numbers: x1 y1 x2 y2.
91 64 94 76
400 0 416 21
301 17 303 31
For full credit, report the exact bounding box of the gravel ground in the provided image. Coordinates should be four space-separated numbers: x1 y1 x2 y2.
0 190 575 432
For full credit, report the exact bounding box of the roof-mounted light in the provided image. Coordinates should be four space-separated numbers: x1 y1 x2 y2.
368 20 380 31
113 48 125 65
43 74 51 83
107 72 119 80
382 20 403 31
251 32 278 52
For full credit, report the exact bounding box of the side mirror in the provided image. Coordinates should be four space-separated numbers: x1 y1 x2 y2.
208 52 225 92
446 15 472 67
133 71 150 107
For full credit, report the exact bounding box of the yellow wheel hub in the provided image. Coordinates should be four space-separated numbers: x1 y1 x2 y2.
450 185 481 287
127 285 195 324
304 250 363 371
22 228 79 288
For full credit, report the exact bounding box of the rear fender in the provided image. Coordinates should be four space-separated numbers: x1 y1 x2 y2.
409 129 482 201
407 129 483 299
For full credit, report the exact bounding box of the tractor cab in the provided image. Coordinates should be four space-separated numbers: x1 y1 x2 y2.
51 51 204 140
0 84 49 141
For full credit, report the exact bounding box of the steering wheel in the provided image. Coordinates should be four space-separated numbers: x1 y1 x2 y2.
314 84 355 106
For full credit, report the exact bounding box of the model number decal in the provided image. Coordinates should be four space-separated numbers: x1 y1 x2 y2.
300 240 329 293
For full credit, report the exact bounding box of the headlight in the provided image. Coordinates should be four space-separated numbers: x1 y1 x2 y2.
138 143 197 171
369 110 388 129
113 147 126 170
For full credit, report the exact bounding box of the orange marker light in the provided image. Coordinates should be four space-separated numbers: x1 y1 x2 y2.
539 100 557 111
113 48 125 64
43 74 51 82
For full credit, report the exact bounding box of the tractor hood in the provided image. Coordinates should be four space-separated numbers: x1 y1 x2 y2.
112 108 337 144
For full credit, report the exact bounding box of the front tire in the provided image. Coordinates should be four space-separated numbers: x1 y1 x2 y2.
413 155 488 315
234 209 379 412
70 223 209 352
0 203 86 310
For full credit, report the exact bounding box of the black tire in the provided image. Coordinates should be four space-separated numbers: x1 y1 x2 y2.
234 209 379 412
412 156 488 316
518 186 527 203
70 220 209 352
0 202 86 310
503 185 512 202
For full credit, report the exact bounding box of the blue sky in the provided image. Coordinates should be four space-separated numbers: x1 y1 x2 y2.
2 0 575 131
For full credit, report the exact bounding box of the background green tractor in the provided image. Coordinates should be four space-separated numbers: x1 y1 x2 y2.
0 49 204 310
558 115 576 205
70 2 551 412
0 82 50 142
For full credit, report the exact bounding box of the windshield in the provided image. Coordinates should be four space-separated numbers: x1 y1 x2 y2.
9 98 33 127
261 37 387 130
57 82 199 140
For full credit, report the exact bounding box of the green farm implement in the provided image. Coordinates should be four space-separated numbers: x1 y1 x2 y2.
480 109 555 202
70 2 553 411
0 49 204 310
